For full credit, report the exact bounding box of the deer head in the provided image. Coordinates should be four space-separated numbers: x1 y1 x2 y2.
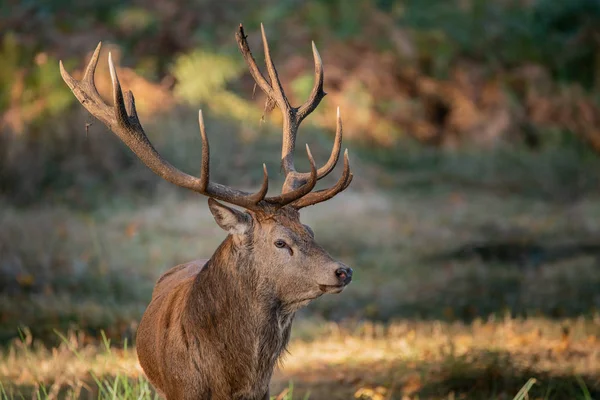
59 24 354 309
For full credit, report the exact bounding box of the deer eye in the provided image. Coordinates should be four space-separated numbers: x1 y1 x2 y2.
274 239 287 249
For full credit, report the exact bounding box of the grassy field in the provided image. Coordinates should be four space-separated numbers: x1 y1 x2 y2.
4 185 600 337
3 148 600 337
3 179 600 398
1 318 598 399
3 108 600 399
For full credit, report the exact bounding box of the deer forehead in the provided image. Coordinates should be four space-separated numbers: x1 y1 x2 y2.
252 209 312 240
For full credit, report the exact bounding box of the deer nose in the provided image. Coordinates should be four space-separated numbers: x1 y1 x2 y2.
335 267 353 285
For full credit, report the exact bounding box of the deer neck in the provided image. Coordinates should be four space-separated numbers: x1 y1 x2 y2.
184 237 293 388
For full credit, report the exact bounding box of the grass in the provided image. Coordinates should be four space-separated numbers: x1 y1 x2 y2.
3 183 600 342
1 318 598 399
3 118 600 340
3 178 599 398
3 108 600 398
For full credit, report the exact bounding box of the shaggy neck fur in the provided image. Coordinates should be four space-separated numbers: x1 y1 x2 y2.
184 236 294 398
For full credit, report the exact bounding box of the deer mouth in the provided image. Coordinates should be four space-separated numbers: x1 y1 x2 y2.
318 284 346 294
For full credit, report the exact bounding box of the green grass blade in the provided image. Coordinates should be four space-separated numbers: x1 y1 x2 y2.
101 330 111 354
575 376 592 400
513 378 537 400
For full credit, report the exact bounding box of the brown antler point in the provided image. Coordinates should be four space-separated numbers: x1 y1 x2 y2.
305 143 313 159
311 41 322 63
198 109 206 131
305 144 317 175
260 24 268 47
108 52 117 84
58 60 77 89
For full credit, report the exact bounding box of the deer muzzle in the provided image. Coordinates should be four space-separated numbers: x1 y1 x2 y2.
319 263 352 293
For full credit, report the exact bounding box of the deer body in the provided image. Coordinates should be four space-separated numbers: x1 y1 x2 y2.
137 258 289 400
61 24 354 400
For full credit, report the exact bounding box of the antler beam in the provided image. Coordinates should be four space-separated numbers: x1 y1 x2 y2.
60 25 353 211
235 24 351 204
60 44 270 210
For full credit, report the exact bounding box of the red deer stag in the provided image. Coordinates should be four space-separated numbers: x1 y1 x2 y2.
60 24 353 400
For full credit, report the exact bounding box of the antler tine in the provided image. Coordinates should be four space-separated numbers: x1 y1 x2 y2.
235 24 273 98
108 52 130 124
316 106 343 177
123 90 137 120
260 24 291 111
59 43 113 127
197 109 269 208
265 144 318 206
248 164 270 204
198 110 210 192
290 106 343 186
235 24 296 180
61 44 270 211
82 42 102 94
292 149 352 209
296 41 326 124
236 25 336 192
258 23 297 179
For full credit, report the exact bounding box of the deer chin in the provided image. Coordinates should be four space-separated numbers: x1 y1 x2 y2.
318 284 346 294
284 293 323 312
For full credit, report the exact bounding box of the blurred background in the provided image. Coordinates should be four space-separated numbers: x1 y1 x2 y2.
2 0 600 398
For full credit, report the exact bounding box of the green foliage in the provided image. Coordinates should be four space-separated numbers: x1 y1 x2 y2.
0 33 19 112
172 50 242 102
34 59 74 118
113 6 157 34
172 50 263 122
0 33 73 130
32 0 125 25
397 0 600 86
302 0 368 39
290 73 316 103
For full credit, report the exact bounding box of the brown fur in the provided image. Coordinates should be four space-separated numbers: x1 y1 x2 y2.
136 203 351 400
59 25 353 400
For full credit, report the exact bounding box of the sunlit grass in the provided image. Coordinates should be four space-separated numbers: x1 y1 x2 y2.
1 317 598 399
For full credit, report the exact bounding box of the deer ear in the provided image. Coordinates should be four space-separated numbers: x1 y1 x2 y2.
208 198 251 235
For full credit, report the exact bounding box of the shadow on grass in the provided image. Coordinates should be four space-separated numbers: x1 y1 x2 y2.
436 239 600 269
274 350 599 400
416 351 598 400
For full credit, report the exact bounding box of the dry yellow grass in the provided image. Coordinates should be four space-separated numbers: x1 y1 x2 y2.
1 317 599 399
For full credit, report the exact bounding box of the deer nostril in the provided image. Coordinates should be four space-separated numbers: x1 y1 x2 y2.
335 267 350 282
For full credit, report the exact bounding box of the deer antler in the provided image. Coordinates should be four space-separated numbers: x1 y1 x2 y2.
59 43 269 211
236 24 353 208
60 25 352 211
